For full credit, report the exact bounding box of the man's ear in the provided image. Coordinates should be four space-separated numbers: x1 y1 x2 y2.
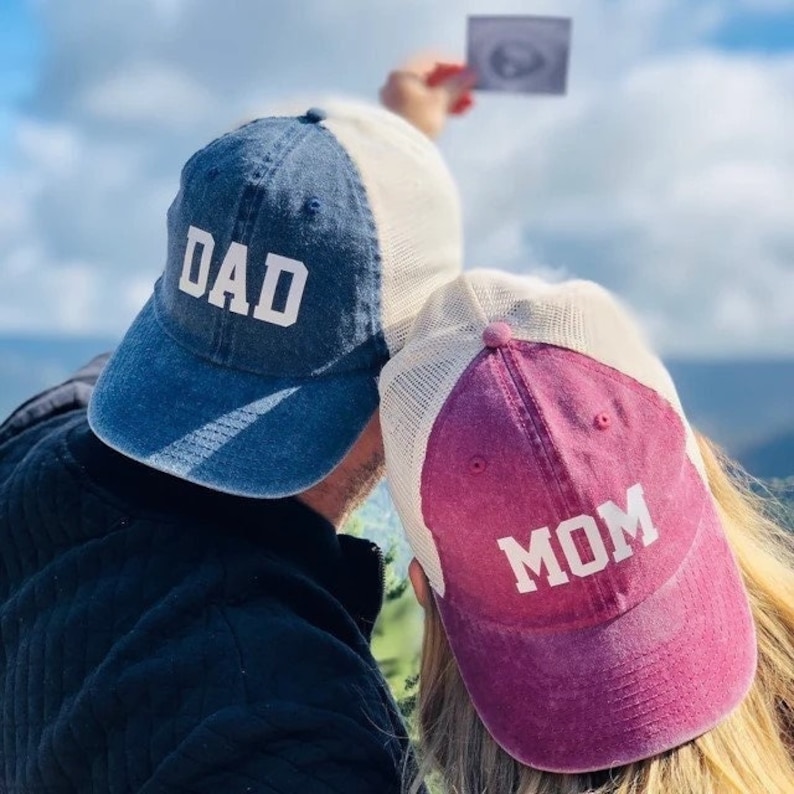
408 557 431 610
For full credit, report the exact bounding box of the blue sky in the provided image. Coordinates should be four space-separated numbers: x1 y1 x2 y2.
713 5 794 51
0 0 793 356
0 2 39 96
0 2 40 166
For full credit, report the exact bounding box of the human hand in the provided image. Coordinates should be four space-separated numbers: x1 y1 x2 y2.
379 52 475 139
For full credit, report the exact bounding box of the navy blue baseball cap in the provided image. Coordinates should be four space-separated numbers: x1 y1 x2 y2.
88 103 462 497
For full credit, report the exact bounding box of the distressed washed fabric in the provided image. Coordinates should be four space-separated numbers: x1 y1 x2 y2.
89 106 462 500
380 271 755 774
0 384 414 793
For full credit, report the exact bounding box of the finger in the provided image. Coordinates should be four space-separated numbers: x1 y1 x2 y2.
450 93 475 116
426 63 467 88
400 50 460 77
448 67 477 92
426 64 476 115
426 64 477 98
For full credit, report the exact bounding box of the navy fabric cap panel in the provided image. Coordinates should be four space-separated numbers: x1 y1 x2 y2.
159 113 386 378
89 110 388 498
90 297 378 498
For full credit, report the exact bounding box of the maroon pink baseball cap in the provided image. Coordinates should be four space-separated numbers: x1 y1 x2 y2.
379 271 756 773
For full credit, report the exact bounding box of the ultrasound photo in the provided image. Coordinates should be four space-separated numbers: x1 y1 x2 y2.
467 15 572 95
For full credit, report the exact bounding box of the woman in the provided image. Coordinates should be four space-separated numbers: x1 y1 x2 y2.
378 269 794 794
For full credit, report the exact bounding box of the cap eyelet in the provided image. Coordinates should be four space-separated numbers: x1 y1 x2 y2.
469 456 487 474
595 413 611 430
305 197 322 214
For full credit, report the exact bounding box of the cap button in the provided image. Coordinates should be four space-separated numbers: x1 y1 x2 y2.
304 107 327 123
483 321 513 349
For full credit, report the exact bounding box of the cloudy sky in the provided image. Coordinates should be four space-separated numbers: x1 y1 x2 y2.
0 0 792 356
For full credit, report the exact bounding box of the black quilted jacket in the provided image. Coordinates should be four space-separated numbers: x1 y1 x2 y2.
0 359 415 793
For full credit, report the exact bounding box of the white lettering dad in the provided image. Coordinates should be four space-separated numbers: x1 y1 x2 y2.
496 483 659 594
178 224 308 328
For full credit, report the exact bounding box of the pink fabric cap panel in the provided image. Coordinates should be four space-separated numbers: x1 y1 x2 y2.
419 341 756 772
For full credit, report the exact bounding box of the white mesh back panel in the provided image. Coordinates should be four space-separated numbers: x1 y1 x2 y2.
322 103 463 353
379 270 704 596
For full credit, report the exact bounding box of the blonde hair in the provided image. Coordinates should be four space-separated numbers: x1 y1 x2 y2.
408 435 794 794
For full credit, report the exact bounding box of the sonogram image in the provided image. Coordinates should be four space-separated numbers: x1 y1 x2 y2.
467 16 572 95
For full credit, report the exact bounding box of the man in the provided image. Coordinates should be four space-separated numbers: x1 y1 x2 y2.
0 62 471 793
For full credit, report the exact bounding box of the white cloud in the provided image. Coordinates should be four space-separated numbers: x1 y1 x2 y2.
0 244 97 332
444 49 794 355
81 62 216 128
15 119 81 178
0 0 792 357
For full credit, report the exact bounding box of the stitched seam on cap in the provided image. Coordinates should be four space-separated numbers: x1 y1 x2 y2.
504 344 613 614
213 121 312 362
497 346 570 517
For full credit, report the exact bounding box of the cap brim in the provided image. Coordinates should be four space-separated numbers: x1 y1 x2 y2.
434 499 757 774
88 297 379 498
